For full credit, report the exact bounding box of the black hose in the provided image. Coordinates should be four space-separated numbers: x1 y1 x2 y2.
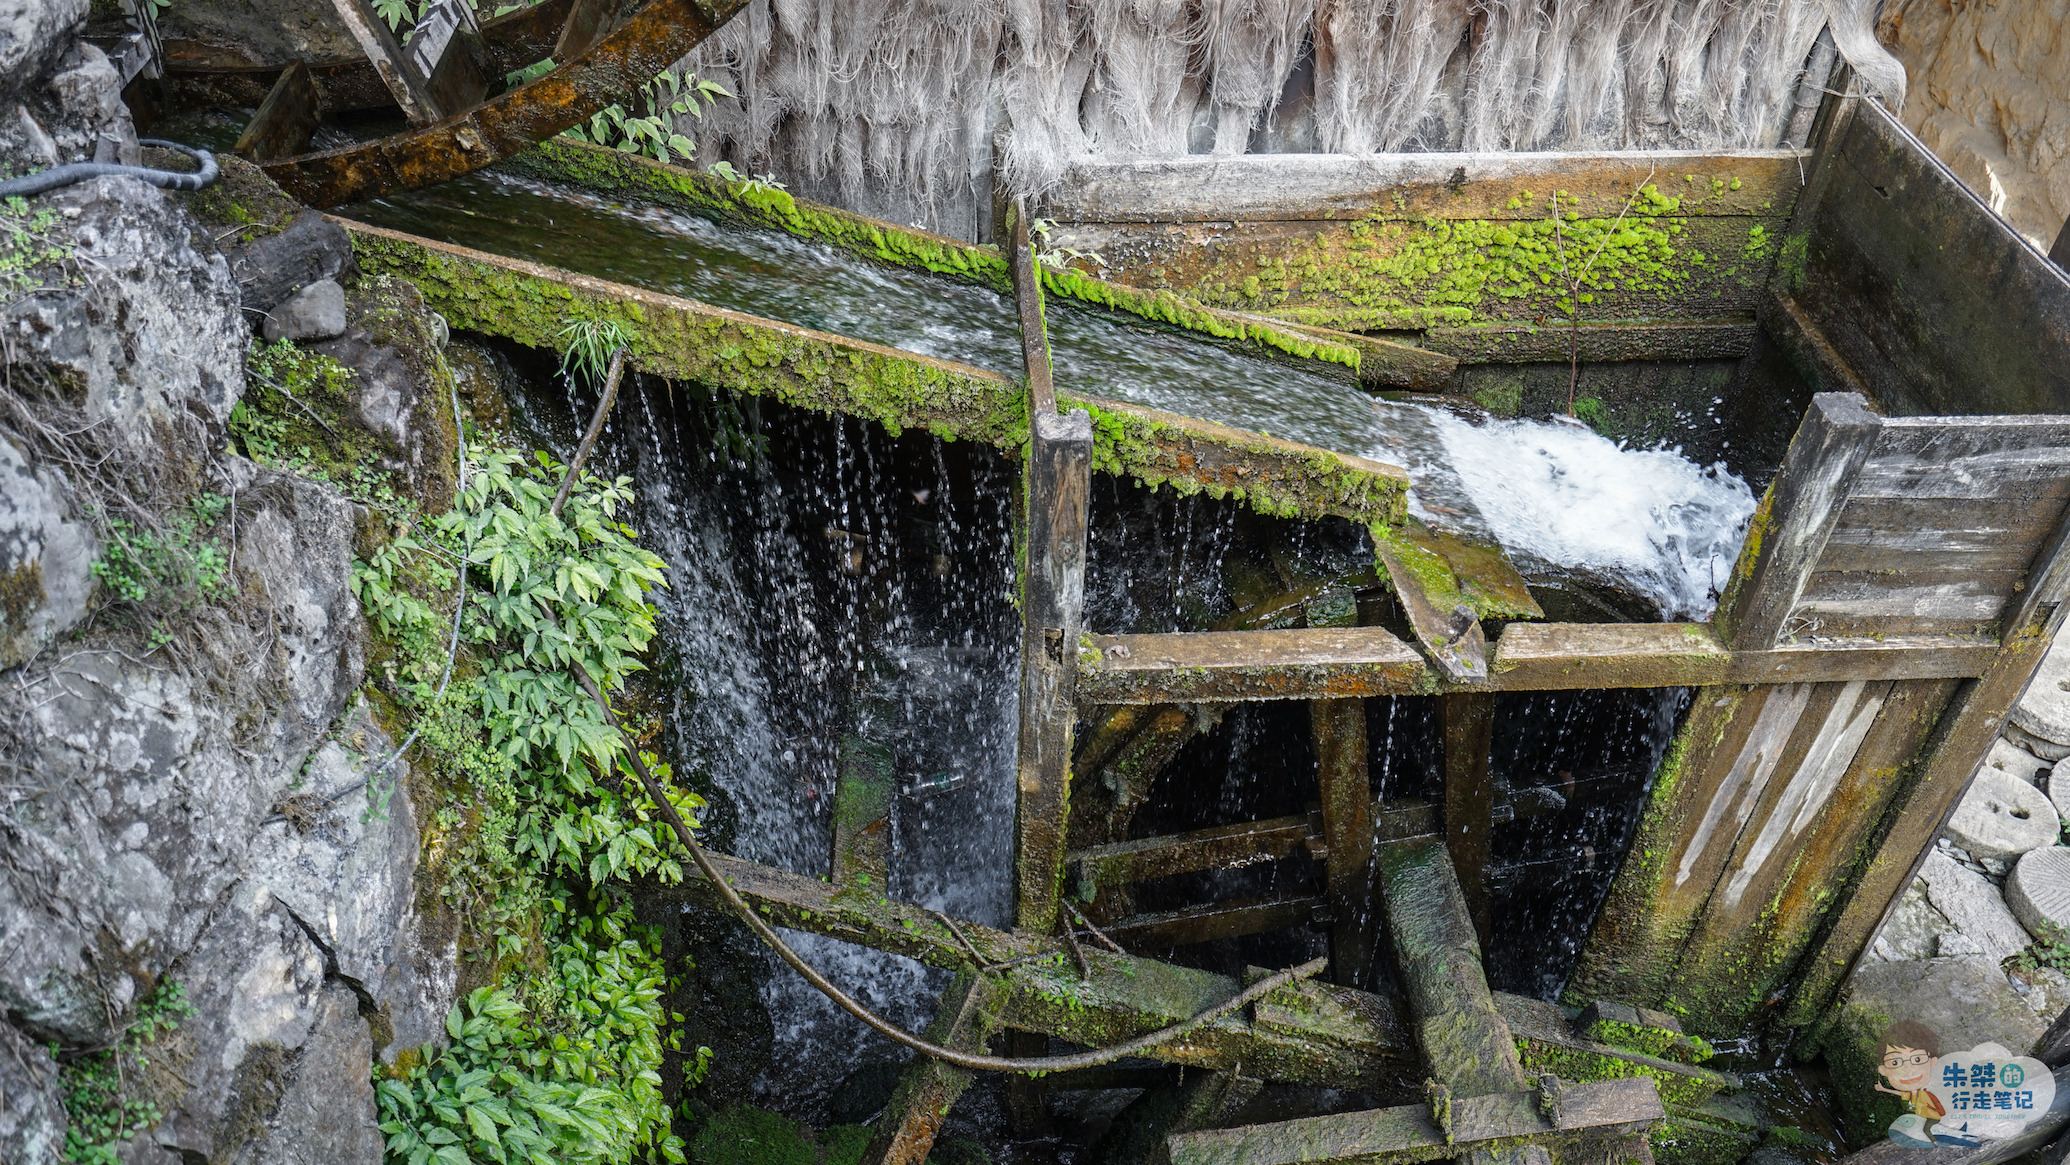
0 139 218 199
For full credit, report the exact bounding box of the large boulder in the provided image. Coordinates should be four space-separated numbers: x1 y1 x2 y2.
0 1021 64 1165
0 0 88 105
1822 957 2047 1146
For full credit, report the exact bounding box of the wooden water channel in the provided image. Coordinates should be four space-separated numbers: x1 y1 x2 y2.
332 80 2070 1165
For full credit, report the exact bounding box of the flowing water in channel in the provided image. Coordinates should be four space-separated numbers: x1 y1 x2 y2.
350 162 1764 1104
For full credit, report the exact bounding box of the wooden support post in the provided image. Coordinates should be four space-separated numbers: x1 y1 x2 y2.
1014 410 1092 935
1007 199 1055 414
1313 697 1374 988
1715 393 1882 650
830 730 892 896
1376 836 1526 1096
1005 1030 1051 1137
326 0 442 124
1783 522 2070 1024
1441 693 1499 945
859 972 1003 1165
233 61 322 161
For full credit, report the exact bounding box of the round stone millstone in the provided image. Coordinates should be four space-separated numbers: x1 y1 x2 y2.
2012 637 2070 749
2009 847 2070 941
1946 768 2061 861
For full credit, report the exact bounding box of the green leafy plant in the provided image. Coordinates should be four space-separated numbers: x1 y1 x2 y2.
90 493 235 623
1029 217 1104 271
705 161 786 196
557 319 635 387
562 70 729 166
2009 920 2070 974
59 979 195 1165
0 194 74 300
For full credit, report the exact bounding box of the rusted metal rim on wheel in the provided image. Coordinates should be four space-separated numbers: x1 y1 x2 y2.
260 0 747 208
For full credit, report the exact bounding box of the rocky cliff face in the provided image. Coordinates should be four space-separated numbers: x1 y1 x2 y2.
0 12 457 1164
1880 0 2070 252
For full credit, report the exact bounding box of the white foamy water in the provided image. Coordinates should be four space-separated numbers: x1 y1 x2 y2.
1410 412 1758 621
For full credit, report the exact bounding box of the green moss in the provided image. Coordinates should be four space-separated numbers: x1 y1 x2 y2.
505 140 1363 375
1652 1110 1761 1165
1232 186 1703 328
1515 1039 1728 1107
689 1106 820 1165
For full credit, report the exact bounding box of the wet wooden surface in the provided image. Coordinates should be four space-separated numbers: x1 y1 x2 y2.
860 973 1002 1165
1167 1078 1665 1165
232 60 319 161
1015 409 1092 936
1077 623 1998 703
1785 97 2070 417
1315 697 1376 986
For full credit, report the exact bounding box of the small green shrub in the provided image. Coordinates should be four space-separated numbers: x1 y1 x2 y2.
59 979 195 1165
561 70 729 166
90 493 235 641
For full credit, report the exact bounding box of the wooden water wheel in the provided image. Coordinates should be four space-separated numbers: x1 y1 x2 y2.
156 0 747 207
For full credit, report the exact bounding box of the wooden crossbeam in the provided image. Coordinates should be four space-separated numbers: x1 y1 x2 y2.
1078 622 1997 703
1377 836 1526 1095
860 972 1002 1165
1166 1078 1665 1165
1105 894 1321 950
233 61 321 162
327 0 441 124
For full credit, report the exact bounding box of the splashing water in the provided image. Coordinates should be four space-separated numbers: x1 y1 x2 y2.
1417 413 1757 620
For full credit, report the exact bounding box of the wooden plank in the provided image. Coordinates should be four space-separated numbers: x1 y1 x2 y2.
1797 570 2028 603
860 972 1002 1165
1825 495 2065 548
1068 704 1212 861
1315 698 1375 987
1786 97 2070 417
1715 392 1882 649
1008 200 1056 415
1041 152 1806 222
1496 993 1739 1106
1076 623 1998 704
1852 418 2070 498
1421 319 1761 365
1106 895 1322 951
1167 1077 1666 1165
1070 813 1317 888
1376 537 1487 682
552 0 616 61
830 730 892 895
658 849 1415 1088
1757 290 1871 399
344 221 1410 526
325 0 439 124
232 60 320 162
1442 694 1500 944
1377 836 1526 1095
1016 409 1093 936
1783 500 2070 1026
1661 678 1955 1026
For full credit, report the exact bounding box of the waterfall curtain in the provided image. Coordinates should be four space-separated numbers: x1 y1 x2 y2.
674 0 1905 234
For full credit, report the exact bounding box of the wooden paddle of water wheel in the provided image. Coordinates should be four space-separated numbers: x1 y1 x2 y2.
150 0 748 207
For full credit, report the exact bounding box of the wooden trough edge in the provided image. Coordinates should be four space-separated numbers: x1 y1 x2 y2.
1077 621 1999 703
499 139 1456 388
340 219 1410 526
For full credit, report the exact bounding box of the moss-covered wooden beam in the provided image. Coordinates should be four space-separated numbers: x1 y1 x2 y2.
498 139 1457 389
659 848 1411 1089
341 220 1408 526
1076 622 1998 704
1036 152 1806 335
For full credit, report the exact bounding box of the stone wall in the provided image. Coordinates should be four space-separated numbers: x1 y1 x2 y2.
1879 0 2070 252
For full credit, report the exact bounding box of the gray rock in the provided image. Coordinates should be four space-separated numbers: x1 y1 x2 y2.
230 210 357 314
0 433 95 669
0 0 89 104
0 103 59 172
1946 767 2061 861
1868 876 1950 962
4 176 246 429
42 42 134 165
2013 634 2070 748
1918 850 2032 962
2011 722 2070 762
2007 846 2070 943
1979 736 2053 786
0 1021 64 1165
263 277 347 342
1823 956 2047 1143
